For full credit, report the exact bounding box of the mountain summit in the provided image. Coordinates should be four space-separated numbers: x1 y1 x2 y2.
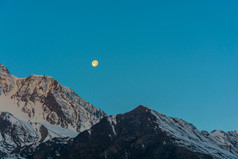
0 64 106 132
32 105 238 159
0 64 237 159
0 64 15 95
0 64 106 157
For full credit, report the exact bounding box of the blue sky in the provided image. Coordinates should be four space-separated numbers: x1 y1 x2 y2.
0 0 237 131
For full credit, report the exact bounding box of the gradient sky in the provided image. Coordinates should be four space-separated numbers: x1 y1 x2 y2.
0 0 237 132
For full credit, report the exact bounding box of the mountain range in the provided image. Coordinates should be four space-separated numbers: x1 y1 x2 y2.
0 64 237 159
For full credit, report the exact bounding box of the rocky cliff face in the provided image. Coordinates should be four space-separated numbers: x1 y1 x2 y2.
0 64 15 95
32 106 238 159
0 64 106 133
0 111 77 158
1 64 238 159
0 64 106 158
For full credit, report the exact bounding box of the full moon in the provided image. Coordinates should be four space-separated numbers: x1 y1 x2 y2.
92 60 98 67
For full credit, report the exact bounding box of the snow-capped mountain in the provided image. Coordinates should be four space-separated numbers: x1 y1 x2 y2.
32 106 238 159
0 111 77 158
1 64 238 159
0 64 106 132
0 64 106 157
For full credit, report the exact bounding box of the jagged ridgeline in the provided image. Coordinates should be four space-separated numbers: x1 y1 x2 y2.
0 64 106 158
0 64 106 132
0 64 238 159
34 106 238 159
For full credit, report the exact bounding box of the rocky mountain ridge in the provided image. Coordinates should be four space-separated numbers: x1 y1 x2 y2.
0 64 106 132
0 64 237 159
32 106 238 159
0 64 106 157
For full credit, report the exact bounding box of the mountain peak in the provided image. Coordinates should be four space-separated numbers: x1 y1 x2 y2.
0 64 106 133
0 64 10 75
131 105 152 112
48 106 238 159
0 64 15 95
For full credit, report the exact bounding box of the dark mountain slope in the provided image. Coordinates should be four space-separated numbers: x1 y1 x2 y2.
32 106 238 159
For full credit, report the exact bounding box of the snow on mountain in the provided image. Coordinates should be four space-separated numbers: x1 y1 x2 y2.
149 107 238 158
35 105 238 159
1 64 238 159
0 111 76 149
0 64 106 133
0 64 107 157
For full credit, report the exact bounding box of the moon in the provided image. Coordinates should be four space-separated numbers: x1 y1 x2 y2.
92 60 98 67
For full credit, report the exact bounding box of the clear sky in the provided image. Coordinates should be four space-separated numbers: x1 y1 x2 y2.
0 0 237 132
